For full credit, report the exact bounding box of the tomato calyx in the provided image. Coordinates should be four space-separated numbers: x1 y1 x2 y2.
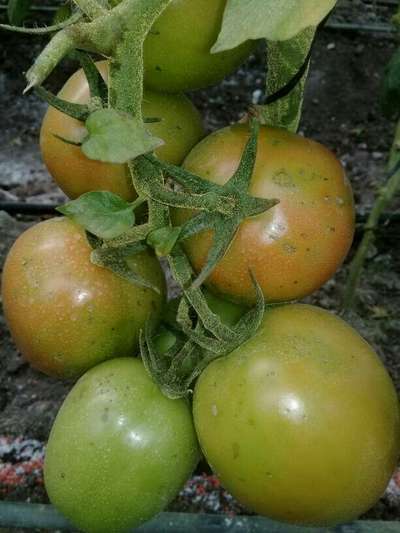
144 120 279 288
140 274 265 399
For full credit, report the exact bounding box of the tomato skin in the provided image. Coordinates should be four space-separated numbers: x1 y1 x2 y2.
1 218 165 378
204 289 247 327
143 0 256 92
45 357 199 533
174 124 355 305
40 61 204 201
193 304 400 526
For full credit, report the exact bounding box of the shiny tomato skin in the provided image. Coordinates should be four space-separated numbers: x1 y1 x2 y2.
1 218 165 378
193 304 400 526
45 357 200 533
174 124 355 305
143 0 256 92
40 61 204 201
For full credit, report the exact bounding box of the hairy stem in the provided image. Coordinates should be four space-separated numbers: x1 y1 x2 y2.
25 0 168 89
72 0 107 18
109 0 170 115
342 120 400 311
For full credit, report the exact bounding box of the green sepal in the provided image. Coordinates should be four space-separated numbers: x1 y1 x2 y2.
72 50 109 104
91 243 161 292
35 86 90 122
147 226 181 257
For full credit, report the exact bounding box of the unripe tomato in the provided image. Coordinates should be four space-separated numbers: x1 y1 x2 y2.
143 0 256 92
194 304 400 526
45 357 199 533
174 124 355 304
204 288 247 327
40 61 204 201
1 218 165 378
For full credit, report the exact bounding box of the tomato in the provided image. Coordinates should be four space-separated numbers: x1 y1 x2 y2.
45 357 199 533
143 0 256 92
193 304 400 526
174 124 355 305
40 61 205 201
204 289 247 327
1 217 165 378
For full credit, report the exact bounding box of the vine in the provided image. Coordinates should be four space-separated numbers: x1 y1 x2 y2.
1 0 337 396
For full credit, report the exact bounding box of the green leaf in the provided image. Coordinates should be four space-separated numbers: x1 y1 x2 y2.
57 191 136 240
7 0 32 25
147 226 181 257
82 109 164 164
260 27 315 132
381 47 400 119
213 0 336 51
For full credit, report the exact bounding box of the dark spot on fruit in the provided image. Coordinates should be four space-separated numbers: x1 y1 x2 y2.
232 442 240 460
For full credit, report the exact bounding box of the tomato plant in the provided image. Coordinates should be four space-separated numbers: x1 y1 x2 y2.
174 124 355 304
142 0 256 92
40 61 205 201
2 0 400 529
45 357 199 533
1 217 165 378
193 303 400 526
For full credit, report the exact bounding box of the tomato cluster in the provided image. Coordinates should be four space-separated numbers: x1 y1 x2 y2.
1 2 400 531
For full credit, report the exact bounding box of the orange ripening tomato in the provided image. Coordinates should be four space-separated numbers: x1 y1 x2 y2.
1 217 165 378
174 124 355 304
40 61 205 201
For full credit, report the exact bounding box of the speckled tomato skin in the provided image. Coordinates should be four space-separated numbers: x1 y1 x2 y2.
143 0 256 92
40 61 204 201
174 124 355 304
193 304 400 526
1 218 165 378
45 357 200 533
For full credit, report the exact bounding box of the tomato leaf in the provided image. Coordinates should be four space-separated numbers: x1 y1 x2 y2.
7 0 32 25
147 226 181 257
381 46 400 119
57 192 136 240
259 27 315 132
82 109 164 164
213 0 336 51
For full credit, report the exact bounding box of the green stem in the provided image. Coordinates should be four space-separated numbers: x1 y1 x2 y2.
25 0 170 90
342 120 400 311
0 12 82 34
72 0 107 18
108 0 171 116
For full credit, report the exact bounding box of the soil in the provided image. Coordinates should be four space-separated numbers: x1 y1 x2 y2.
1 0 400 526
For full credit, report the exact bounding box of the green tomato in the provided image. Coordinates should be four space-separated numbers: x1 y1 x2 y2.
204 289 247 327
193 304 400 526
1 218 165 378
45 357 200 533
143 0 256 92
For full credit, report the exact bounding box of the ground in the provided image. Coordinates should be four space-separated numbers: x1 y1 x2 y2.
0 0 400 526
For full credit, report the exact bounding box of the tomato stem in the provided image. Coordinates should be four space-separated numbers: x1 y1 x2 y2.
342 119 400 311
